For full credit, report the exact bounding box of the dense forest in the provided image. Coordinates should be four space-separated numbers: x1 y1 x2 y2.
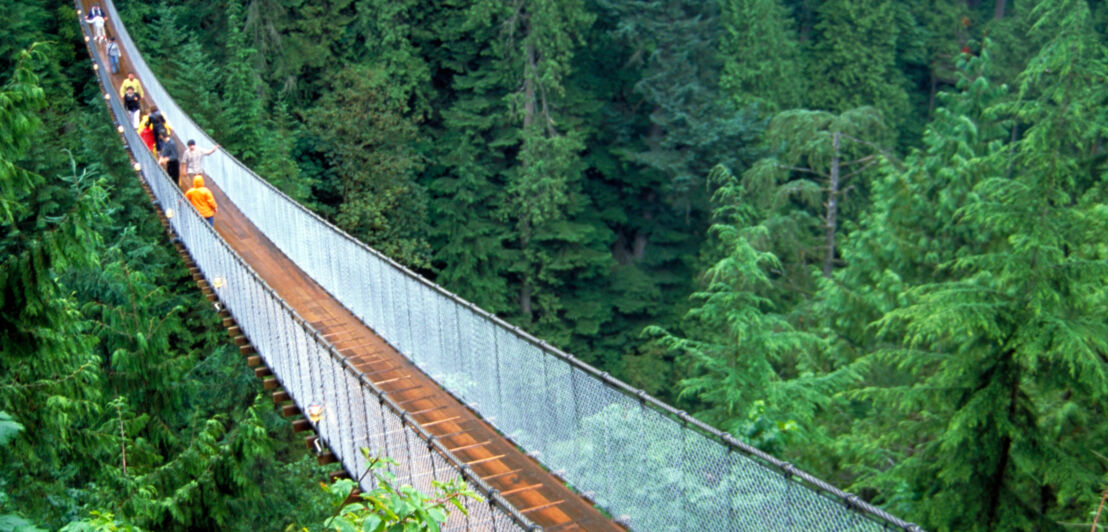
3 0 1108 530
0 3 348 531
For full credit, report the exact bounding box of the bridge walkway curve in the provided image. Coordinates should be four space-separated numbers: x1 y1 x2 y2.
78 2 621 530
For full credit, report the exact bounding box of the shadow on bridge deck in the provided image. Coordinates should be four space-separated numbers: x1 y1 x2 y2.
83 3 622 530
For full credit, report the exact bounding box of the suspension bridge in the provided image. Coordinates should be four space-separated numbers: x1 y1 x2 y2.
76 2 920 530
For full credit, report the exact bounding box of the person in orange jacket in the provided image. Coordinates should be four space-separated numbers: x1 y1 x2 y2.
185 175 217 226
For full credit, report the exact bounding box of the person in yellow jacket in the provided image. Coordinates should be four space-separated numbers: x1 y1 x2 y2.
185 175 217 226
119 72 144 98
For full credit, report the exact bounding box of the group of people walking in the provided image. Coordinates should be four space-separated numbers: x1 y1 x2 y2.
91 4 221 227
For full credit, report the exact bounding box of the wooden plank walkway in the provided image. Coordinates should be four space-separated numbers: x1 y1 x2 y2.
82 3 621 530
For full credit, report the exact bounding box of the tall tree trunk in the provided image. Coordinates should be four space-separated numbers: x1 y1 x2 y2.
523 42 536 128
994 0 1007 19
928 70 938 116
519 40 537 320
823 131 841 277
520 278 533 320
984 352 1019 527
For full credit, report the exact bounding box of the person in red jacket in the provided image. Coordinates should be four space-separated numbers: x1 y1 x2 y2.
185 175 217 226
138 115 156 153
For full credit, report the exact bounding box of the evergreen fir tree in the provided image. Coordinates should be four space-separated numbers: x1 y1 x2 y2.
0 46 109 524
742 106 889 284
718 0 806 113
219 0 265 165
647 165 824 450
305 64 431 268
845 4 1108 528
805 0 911 140
424 1 518 315
592 0 761 379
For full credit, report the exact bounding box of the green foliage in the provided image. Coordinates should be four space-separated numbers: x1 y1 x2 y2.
219 0 265 165
318 453 477 532
0 36 332 532
50 2 1108 530
0 413 21 447
305 64 431 268
804 0 912 140
743 106 888 283
646 165 825 444
0 49 107 524
718 0 806 112
60 511 147 532
836 4 1108 528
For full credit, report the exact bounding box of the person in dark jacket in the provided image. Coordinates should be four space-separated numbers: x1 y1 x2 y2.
123 86 141 128
148 108 168 152
158 133 182 188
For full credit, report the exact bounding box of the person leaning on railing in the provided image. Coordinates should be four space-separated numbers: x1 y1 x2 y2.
182 140 218 179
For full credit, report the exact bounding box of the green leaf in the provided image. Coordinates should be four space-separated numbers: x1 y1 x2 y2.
0 411 24 446
360 514 382 532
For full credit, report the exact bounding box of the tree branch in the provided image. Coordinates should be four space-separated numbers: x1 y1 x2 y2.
841 159 878 180
115 397 128 476
1093 483 1108 532
840 134 904 171
775 164 828 177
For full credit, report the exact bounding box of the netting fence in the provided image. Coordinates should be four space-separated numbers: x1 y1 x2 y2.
87 1 921 529
78 7 537 531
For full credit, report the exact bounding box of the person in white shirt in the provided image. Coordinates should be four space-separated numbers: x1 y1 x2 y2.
90 14 106 44
183 140 220 179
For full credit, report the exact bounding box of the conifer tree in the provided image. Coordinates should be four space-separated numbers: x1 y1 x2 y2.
805 0 911 137
648 165 823 447
742 106 889 284
305 64 431 268
0 46 108 523
427 0 616 358
350 0 433 118
845 4 1108 528
816 48 1008 362
219 0 265 164
145 1 187 74
592 0 760 376
161 32 222 132
499 0 607 337
424 2 516 312
718 0 806 113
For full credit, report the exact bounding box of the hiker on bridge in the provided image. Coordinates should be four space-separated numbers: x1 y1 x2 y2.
106 36 120 74
158 133 182 188
183 140 218 179
138 114 156 154
123 85 141 127
185 175 217 226
87 7 107 44
147 107 171 152
119 72 143 99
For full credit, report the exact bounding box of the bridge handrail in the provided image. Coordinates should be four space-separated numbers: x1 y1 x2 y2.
92 2 920 529
78 9 539 532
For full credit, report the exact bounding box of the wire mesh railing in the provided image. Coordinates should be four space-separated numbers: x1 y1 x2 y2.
89 1 921 529
77 7 538 532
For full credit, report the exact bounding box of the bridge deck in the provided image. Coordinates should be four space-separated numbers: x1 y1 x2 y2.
85 4 620 530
